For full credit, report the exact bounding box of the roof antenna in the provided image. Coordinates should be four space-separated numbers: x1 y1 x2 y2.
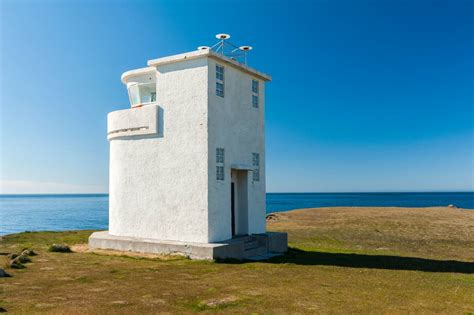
214 33 231 55
238 46 252 65
198 33 253 65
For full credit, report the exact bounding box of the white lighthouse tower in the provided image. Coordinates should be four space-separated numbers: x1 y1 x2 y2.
89 35 287 259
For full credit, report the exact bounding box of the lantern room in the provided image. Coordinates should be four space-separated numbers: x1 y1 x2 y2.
123 69 157 108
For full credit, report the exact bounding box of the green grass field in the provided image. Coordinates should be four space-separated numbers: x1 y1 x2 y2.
1 206 473 314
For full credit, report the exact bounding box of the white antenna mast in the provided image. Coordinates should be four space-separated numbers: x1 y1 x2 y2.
214 33 231 55
238 46 253 65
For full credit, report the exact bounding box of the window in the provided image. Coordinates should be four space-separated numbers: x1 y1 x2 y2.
127 82 157 107
251 80 259 109
252 153 259 167
216 166 225 181
216 148 225 163
253 168 260 181
216 82 224 97
252 153 260 181
216 147 225 180
216 65 224 81
252 80 259 94
216 65 225 97
252 95 259 108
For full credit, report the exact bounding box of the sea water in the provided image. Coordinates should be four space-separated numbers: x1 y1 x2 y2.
1 192 472 235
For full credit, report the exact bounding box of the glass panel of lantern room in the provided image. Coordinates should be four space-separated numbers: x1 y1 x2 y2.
127 83 141 107
139 83 156 104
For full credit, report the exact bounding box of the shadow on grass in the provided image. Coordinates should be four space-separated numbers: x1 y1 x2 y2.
219 248 474 274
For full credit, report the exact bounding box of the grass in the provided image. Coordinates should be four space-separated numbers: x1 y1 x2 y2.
1 206 473 314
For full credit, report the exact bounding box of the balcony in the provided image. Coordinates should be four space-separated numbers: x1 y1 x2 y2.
107 105 159 140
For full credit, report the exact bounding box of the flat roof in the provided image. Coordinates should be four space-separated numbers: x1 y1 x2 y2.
121 67 155 84
147 49 272 82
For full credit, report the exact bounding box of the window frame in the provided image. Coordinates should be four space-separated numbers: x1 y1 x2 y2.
216 65 225 81
216 64 225 97
216 147 225 181
252 80 259 94
216 148 225 163
252 153 260 181
252 95 259 108
127 82 157 108
216 82 224 97
251 79 259 109
216 166 225 181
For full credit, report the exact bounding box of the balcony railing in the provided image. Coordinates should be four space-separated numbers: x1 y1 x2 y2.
107 105 159 140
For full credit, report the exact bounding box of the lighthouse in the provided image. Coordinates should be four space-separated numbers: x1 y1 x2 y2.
89 35 288 259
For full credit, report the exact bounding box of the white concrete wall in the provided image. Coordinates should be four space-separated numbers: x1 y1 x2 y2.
107 105 159 140
109 53 268 244
207 58 266 242
109 57 210 243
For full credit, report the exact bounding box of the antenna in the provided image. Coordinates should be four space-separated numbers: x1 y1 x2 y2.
239 46 253 64
213 33 231 55
215 33 231 40
198 33 253 65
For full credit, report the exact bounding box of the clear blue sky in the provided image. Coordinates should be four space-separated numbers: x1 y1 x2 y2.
0 0 472 193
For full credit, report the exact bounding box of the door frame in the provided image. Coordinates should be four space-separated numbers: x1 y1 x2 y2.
231 182 236 236
230 169 249 237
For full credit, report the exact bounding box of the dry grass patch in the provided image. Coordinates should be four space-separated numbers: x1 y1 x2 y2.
0 207 473 314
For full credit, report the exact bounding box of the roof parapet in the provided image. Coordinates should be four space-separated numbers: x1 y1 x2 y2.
147 49 271 82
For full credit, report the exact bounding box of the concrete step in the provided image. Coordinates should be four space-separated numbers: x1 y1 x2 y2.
231 235 252 243
244 240 259 250
243 246 267 258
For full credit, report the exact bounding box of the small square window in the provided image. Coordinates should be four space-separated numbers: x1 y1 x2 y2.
216 166 225 181
252 80 259 94
216 65 224 81
216 82 224 97
252 95 259 108
216 148 225 163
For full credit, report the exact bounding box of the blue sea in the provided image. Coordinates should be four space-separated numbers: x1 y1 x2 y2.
0 192 473 235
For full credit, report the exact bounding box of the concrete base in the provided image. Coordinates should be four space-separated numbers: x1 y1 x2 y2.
89 231 288 260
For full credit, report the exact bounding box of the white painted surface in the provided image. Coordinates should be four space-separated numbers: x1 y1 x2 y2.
121 67 155 84
107 105 159 140
207 58 266 242
109 57 209 243
108 51 269 244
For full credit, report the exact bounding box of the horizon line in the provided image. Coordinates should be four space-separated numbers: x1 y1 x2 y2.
1 190 473 196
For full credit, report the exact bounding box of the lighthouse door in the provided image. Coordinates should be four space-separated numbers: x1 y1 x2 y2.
230 169 249 237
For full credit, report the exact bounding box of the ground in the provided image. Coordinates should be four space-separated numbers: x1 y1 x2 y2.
1 206 473 314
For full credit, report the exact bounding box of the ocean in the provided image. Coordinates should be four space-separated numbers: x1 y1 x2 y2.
0 192 472 235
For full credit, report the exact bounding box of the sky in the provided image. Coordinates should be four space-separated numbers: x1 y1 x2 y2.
0 0 472 193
